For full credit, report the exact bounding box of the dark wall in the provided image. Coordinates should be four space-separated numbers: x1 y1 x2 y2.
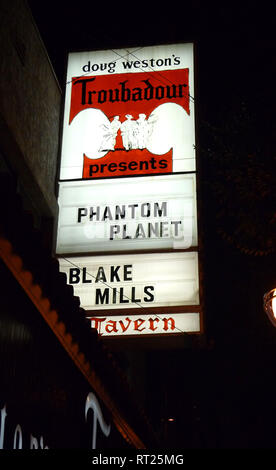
0 0 61 220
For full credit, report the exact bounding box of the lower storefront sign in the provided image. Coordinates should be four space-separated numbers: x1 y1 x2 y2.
0 392 110 449
88 313 200 336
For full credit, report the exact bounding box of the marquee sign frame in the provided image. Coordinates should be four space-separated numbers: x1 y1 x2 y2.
56 42 204 340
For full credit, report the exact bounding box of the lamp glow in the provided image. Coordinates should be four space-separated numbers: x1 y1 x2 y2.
272 295 276 319
264 288 276 326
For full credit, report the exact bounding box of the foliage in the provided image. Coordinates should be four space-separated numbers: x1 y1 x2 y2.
199 96 276 256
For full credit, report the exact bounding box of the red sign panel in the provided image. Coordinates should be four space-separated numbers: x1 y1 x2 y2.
68 69 190 179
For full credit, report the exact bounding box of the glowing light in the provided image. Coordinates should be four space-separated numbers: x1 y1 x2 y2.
272 294 276 319
264 288 276 326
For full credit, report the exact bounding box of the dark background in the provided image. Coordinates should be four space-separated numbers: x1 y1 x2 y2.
28 0 276 448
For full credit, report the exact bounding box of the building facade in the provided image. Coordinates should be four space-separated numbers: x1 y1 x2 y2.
0 0 156 450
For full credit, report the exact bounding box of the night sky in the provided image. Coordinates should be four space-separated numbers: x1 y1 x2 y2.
28 1 276 449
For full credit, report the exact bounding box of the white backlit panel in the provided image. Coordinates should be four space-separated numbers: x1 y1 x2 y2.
56 173 198 254
58 252 200 310
59 43 195 180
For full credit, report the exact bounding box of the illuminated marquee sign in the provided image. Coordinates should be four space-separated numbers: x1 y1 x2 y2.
60 43 195 180
56 42 202 338
58 252 199 310
56 173 197 254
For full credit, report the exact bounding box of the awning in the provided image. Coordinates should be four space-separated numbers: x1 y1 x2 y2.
0 172 156 448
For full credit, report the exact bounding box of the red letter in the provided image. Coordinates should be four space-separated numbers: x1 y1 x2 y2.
163 317 176 331
134 318 146 332
105 320 118 333
119 317 132 333
89 317 106 335
149 317 159 331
